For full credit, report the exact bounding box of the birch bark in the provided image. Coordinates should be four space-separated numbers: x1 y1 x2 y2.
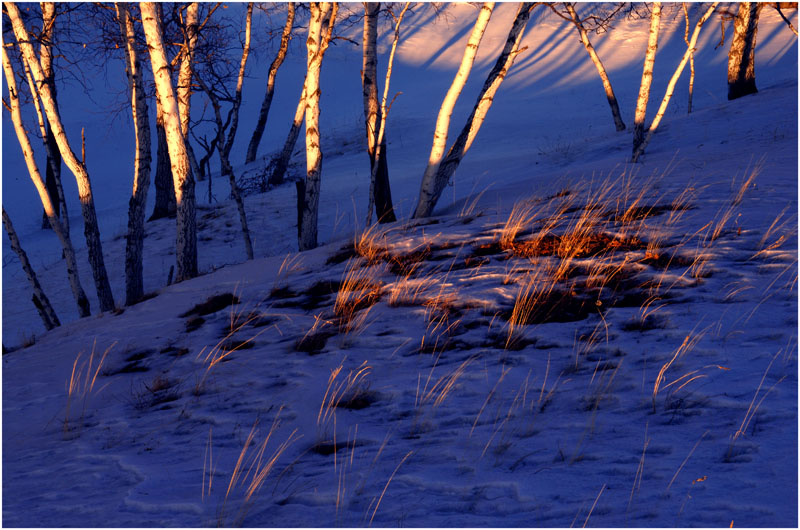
632 2 718 162
116 3 153 305
299 2 336 251
141 1 198 281
1 44 90 318
413 2 494 219
632 2 662 158
7 1 115 312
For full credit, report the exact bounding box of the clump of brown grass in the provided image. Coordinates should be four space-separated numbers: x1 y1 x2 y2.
64 339 116 434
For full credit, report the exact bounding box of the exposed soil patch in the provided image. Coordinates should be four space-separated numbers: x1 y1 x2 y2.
509 233 645 259
185 317 205 332
180 293 240 318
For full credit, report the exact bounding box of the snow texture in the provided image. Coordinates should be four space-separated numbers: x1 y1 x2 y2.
2 3 797 527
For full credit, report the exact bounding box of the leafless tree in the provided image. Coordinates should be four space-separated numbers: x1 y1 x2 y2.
414 2 495 219
632 1 662 159
551 2 627 131
298 2 337 251
632 2 719 162
245 2 296 165
193 2 255 259
115 3 152 305
727 2 764 100
3 207 61 330
2 43 90 318
7 1 116 312
141 1 198 281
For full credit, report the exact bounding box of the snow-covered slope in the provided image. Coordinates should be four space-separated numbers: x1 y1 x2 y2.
2 3 797 527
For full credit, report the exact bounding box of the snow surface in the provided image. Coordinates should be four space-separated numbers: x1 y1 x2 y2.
2 3 798 527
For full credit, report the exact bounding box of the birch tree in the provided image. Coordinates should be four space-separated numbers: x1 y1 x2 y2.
150 110 177 220
141 1 198 281
245 2 295 165
414 2 535 219
632 2 719 162
413 2 494 219
38 3 68 232
727 2 763 100
3 208 61 330
194 2 255 260
555 2 626 131
632 1 662 159
115 3 152 305
299 2 337 251
7 1 116 312
362 2 399 225
683 3 696 113
2 44 90 318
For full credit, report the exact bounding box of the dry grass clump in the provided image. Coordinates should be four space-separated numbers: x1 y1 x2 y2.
64 340 115 435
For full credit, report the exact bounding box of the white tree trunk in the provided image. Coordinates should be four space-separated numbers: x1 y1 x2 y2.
116 3 153 305
683 3 695 114
632 1 662 157
245 2 295 164
7 1 116 312
565 2 626 131
299 2 336 251
429 2 534 209
3 208 61 330
178 2 198 138
1 44 90 318
414 2 494 219
632 2 718 163
141 1 198 281
363 2 406 226
39 3 68 232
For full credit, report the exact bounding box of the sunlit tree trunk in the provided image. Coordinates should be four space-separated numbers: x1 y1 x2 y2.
178 2 198 138
39 3 67 232
632 2 718 163
7 1 115 312
431 2 534 207
362 2 397 225
632 1 662 159
413 2 494 219
728 2 763 100
299 2 336 251
565 2 625 131
141 1 198 281
195 3 254 260
116 3 152 305
1 44 90 318
3 208 61 330
245 2 295 165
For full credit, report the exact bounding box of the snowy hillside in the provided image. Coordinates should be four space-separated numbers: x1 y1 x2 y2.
2 3 798 527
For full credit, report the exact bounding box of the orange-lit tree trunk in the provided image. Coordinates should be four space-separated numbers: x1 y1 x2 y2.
432 2 534 201
39 3 68 232
2 44 90 318
116 3 152 305
299 2 337 251
141 1 198 281
7 1 115 312
414 2 494 219
632 1 662 159
632 2 718 162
